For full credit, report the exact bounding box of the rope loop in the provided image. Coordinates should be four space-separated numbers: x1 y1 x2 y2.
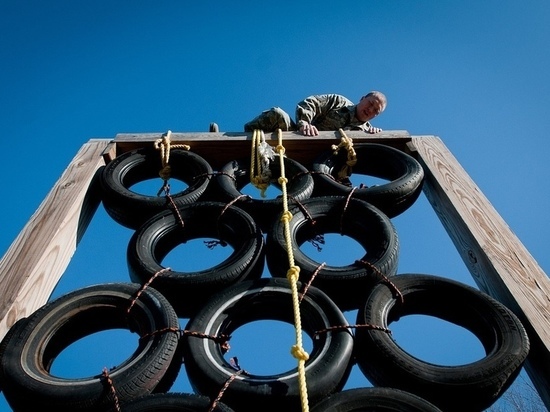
251 175 270 196
250 129 275 197
331 129 357 179
154 130 191 181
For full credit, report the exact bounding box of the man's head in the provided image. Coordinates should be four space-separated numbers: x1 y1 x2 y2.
356 91 387 122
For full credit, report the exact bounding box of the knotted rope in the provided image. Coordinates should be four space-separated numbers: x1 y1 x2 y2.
153 130 191 181
275 128 310 412
250 129 275 197
331 128 357 180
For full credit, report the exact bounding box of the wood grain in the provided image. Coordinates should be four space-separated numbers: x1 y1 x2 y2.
0 140 107 337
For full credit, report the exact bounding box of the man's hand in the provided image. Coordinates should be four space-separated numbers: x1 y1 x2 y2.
365 126 382 134
300 123 319 136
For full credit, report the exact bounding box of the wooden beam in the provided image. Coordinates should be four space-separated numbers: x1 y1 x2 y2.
113 130 412 169
0 140 108 339
408 136 550 407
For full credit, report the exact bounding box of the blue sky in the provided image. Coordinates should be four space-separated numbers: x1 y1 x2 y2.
1 1 549 410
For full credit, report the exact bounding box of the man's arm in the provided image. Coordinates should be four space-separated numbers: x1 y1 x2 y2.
295 94 352 136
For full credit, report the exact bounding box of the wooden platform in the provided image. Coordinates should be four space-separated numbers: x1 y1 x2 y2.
1 130 549 407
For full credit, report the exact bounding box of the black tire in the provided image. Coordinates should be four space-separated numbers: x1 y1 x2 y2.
118 392 235 412
312 143 424 218
266 196 399 311
0 283 181 412
212 156 314 232
127 201 265 318
0 316 28 393
181 278 354 411
354 274 530 412
311 387 443 411
100 146 213 229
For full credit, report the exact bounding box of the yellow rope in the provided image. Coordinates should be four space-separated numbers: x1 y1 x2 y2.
331 128 357 180
153 130 191 180
250 129 272 197
275 129 310 412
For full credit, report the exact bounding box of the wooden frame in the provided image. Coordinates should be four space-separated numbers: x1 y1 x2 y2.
1 131 548 406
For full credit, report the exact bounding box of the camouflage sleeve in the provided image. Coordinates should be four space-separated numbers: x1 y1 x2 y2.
295 94 353 129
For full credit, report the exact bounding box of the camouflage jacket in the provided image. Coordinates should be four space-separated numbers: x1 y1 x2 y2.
295 94 372 132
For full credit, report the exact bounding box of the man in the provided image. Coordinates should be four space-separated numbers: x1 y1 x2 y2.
243 92 387 136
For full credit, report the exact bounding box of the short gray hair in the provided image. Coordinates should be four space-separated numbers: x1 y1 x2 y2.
365 91 387 112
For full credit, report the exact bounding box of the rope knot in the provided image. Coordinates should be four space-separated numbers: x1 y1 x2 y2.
154 132 171 151
332 129 358 179
290 344 310 361
159 165 171 180
251 176 270 197
250 129 274 197
280 210 293 223
276 144 285 155
274 128 310 410
278 176 288 185
286 265 300 283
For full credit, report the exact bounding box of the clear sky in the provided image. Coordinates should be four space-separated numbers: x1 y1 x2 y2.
1 1 549 411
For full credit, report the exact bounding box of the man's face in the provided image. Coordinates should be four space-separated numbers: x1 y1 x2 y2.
356 95 383 122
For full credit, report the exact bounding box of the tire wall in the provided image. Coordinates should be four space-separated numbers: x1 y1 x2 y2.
0 141 530 412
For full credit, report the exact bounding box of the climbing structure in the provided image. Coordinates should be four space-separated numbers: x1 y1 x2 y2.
0 130 548 411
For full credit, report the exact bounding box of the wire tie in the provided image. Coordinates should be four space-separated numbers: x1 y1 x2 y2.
182 330 232 353
208 359 247 412
215 171 237 181
101 367 121 412
157 179 171 197
288 195 316 227
127 267 172 314
340 187 357 233
313 323 391 339
299 262 326 303
355 259 404 304
139 327 181 341
162 193 185 228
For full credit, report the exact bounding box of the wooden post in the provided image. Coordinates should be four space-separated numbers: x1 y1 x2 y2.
0 140 110 338
409 136 550 407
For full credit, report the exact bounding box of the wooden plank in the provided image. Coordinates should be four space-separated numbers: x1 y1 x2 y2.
0 140 108 340
113 130 412 169
408 136 550 406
